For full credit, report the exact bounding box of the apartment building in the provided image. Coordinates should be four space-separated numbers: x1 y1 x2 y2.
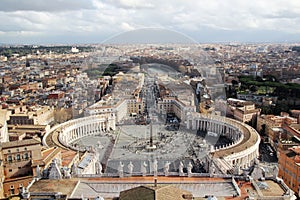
227 98 260 124
0 138 42 197
278 146 300 195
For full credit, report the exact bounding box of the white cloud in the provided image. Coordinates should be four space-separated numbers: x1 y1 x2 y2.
0 0 95 12
120 22 135 31
0 0 300 43
103 0 154 9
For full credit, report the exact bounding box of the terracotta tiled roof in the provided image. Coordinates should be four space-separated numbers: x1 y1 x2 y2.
61 149 77 167
29 179 79 197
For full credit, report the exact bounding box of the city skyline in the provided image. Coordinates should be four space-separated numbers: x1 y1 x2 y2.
1 39 300 198
1 0 300 44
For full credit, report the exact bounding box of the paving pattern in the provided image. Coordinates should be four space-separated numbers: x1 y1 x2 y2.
73 123 210 173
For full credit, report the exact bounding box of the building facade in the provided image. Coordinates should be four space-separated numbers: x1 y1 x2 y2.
278 146 300 194
1 138 42 197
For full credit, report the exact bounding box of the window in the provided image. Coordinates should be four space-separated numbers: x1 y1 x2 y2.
7 156 12 163
9 169 12 172
10 188 14 195
16 154 21 161
23 153 29 160
8 150 11 153
19 184 23 192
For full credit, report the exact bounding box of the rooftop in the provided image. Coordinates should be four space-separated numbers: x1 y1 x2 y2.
259 180 285 197
29 179 79 197
27 176 292 200
32 146 62 167
70 176 238 199
61 149 78 167
119 185 192 200
1 137 41 149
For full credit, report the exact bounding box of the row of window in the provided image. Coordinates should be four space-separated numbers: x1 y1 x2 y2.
9 184 23 195
95 108 113 113
283 177 296 189
283 167 299 181
6 153 30 163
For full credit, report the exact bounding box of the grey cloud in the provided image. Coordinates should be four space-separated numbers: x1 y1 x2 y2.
0 0 300 44
102 28 195 44
262 10 300 19
0 26 25 32
0 0 95 12
102 0 155 9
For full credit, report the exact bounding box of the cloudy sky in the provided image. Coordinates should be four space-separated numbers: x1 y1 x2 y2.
0 0 300 44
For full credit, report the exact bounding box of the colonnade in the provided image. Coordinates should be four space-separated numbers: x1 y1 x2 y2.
222 125 260 170
187 113 260 174
44 111 260 175
56 115 116 150
193 118 243 147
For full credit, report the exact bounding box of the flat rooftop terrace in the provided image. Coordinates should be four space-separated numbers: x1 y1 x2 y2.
26 176 293 200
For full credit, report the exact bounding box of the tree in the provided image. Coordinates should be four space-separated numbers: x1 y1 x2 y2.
249 85 258 93
255 76 263 82
260 124 266 137
261 106 273 115
231 79 239 86
264 75 277 82
273 102 289 115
